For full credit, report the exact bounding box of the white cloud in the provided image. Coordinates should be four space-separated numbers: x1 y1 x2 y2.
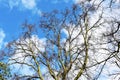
73 0 85 4
9 0 20 9
21 0 36 9
32 8 42 16
0 28 5 49
51 0 70 4
8 0 36 10
7 0 42 16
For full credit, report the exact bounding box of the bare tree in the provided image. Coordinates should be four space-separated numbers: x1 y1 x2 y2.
7 0 120 80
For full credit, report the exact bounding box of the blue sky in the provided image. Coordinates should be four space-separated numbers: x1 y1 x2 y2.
0 0 75 48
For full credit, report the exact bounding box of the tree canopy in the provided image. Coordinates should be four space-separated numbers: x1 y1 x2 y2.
1 0 120 80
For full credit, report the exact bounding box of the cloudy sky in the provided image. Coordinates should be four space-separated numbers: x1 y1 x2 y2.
0 0 120 80
0 0 77 77
0 0 77 49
